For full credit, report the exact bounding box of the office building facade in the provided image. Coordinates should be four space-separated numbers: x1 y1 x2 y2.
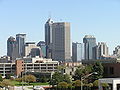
52 22 71 61
0 58 59 77
45 18 71 62
7 36 19 60
16 34 26 57
24 42 40 57
83 35 96 60
93 42 109 59
37 41 46 58
45 19 53 58
72 42 84 62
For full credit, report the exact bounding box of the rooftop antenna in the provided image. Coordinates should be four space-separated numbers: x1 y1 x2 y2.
48 11 51 19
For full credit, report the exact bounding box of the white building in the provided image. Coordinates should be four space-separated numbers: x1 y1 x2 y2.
99 78 120 90
24 42 40 57
0 57 59 77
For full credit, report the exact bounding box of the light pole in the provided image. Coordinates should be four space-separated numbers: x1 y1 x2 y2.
81 72 98 90
21 71 24 90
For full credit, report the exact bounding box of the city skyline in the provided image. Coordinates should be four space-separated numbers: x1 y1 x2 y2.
0 0 120 56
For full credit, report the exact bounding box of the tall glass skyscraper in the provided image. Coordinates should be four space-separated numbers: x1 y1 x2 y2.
45 18 53 58
37 41 46 58
72 42 84 62
83 35 96 60
7 36 19 60
16 34 26 57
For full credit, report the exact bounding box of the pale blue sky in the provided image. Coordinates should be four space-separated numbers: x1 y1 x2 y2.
0 0 120 56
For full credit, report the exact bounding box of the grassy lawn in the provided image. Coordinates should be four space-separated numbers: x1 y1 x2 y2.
9 80 49 86
31 82 49 85
10 80 21 86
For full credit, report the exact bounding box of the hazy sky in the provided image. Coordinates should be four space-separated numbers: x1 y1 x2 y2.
0 0 120 56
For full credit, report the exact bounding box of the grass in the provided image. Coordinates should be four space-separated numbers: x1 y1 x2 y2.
31 82 49 85
9 79 49 86
10 80 20 86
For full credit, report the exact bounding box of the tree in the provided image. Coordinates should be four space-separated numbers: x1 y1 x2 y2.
93 80 98 87
93 80 109 90
63 74 71 83
73 65 92 81
0 74 3 82
57 82 68 88
40 76 47 83
0 79 12 89
49 72 64 86
102 83 109 87
68 84 73 89
73 80 82 87
92 62 104 81
23 74 36 84
5 74 11 79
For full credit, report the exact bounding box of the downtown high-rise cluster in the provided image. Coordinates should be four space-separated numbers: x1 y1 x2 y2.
7 18 71 62
6 18 113 63
1 18 120 80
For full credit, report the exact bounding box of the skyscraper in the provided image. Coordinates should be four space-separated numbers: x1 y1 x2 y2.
93 42 109 59
98 42 109 58
83 35 96 60
52 22 71 61
45 18 53 58
7 36 19 60
37 41 46 58
16 34 26 57
45 18 71 62
24 42 37 57
72 42 84 62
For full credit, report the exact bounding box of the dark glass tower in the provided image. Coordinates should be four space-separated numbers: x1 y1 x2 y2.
7 36 18 60
83 35 96 60
45 18 53 58
16 34 26 57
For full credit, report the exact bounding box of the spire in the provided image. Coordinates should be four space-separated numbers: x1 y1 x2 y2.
46 18 54 24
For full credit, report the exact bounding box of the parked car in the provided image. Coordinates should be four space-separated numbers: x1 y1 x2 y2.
33 86 45 90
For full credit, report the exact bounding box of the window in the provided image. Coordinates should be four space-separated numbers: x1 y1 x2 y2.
41 67 46 69
48 67 53 69
104 67 108 75
109 67 114 74
70 72 72 75
41 64 46 66
48 64 53 66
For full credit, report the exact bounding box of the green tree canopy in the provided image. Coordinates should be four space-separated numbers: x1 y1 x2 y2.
73 65 92 80
72 80 82 87
63 74 72 83
93 80 98 87
50 72 64 86
50 72 71 86
23 74 36 84
0 79 13 88
92 62 104 81
57 82 68 88
0 74 3 82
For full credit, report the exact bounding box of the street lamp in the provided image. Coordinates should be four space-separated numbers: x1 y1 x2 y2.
81 72 98 90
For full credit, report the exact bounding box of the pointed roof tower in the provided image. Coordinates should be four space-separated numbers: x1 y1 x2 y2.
46 18 54 24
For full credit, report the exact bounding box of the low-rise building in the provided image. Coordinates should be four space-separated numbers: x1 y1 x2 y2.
60 62 82 76
82 58 120 78
0 57 59 77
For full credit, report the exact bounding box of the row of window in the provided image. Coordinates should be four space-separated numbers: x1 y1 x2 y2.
104 67 114 75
